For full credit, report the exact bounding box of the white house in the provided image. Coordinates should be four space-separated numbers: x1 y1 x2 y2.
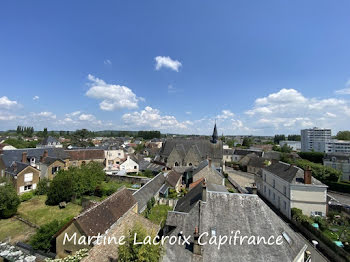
255 161 328 219
120 156 139 173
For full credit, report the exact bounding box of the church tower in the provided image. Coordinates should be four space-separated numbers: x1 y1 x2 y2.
211 122 218 143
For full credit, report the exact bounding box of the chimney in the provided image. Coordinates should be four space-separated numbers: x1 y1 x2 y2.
22 152 28 163
251 182 257 194
208 158 212 168
304 166 312 184
202 180 207 202
193 227 202 255
42 150 48 161
12 162 17 173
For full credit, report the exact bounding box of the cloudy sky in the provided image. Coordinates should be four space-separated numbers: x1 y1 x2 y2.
1 1 350 135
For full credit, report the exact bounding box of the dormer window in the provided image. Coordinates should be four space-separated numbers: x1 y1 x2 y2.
210 228 216 237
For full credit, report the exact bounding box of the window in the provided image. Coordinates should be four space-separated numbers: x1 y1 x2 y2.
268 189 271 197
273 179 275 188
24 173 33 182
24 185 32 191
283 201 287 210
273 192 275 200
264 185 266 193
314 211 323 216
210 228 216 237
52 166 60 174
263 174 266 182
283 186 287 195
134 166 137 169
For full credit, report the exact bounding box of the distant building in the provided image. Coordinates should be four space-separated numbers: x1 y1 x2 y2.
301 127 331 152
323 154 350 181
104 148 126 171
65 149 105 167
163 184 307 262
232 149 263 162
279 140 301 151
119 155 139 173
158 124 223 168
256 162 328 219
192 159 224 186
36 136 63 148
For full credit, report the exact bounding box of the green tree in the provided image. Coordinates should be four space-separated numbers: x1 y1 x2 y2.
29 218 71 252
273 134 286 144
336 131 350 141
118 224 162 262
0 184 21 218
35 178 50 195
287 134 301 141
242 137 252 147
43 128 48 138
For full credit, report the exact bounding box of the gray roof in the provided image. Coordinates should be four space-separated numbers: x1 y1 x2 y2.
42 156 65 166
159 138 223 161
0 148 69 168
133 172 166 213
174 180 204 213
206 183 228 193
264 162 325 186
163 192 307 262
39 136 59 145
5 161 31 176
223 148 234 155
139 160 164 172
234 149 263 157
247 156 267 168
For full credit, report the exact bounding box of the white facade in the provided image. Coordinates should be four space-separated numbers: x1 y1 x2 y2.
323 155 350 181
301 127 331 152
104 149 125 170
120 156 139 173
256 166 328 219
325 140 350 154
279 140 301 151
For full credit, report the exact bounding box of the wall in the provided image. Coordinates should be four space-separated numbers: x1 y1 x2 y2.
15 166 40 194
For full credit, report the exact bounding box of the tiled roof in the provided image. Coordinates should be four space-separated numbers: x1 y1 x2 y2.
174 180 204 213
165 170 182 187
66 149 105 161
75 187 136 237
234 149 263 157
5 161 31 176
42 156 65 166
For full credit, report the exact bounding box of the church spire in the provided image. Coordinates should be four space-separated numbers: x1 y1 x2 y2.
211 121 218 143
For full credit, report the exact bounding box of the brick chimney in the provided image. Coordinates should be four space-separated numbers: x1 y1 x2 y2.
193 227 202 255
208 158 212 168
42 150 48 162
21 152 28 163
202 180 207 202
304 166 312 184
12 162 17 173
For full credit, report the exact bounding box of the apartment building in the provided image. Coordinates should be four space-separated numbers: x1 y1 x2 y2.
301 127 331 152
323 154 350 181
256 161 328 219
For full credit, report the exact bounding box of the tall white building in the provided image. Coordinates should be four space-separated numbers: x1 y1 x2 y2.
301 127 331 152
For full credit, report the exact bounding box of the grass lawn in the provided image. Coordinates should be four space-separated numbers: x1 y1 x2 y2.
0 218 36 243
145 205 172 225
17 195 82 226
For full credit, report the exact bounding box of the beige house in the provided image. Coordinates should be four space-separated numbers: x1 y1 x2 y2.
192 159 224 186
104 148 126 171
256 161 328 219
39 156 66 180
55 188 137 258
65 149 105 168
4 161 40 194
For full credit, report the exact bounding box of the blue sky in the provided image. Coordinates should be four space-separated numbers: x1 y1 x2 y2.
1 1 350 135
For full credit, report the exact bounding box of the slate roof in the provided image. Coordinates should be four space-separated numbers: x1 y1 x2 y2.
234 149 263 157
247 156 266 168
174 180 204 213
133 172 166 213
39 136 59 145
264 161 325 186
223 148 234 155
42 156 65 166
5 161 31 176
165 170 182 187
159 138 223 161
164 192 307 262
66 187 136 238
0 148 69 168
66 149 105 161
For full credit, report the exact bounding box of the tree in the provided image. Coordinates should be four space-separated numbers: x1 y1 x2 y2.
0 184 21 218
287 134 301 141
43 128 48 138
242 137 252 147
336 131 350 141
46 172 74 205
35 178 50 195
118 224 162 262
273 134 285 144
29 219 71 252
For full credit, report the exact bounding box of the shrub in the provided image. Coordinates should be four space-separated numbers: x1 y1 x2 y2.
30 218 72 252
297 152 325 164
20 191 34 202
35 178 50 195
0 183 21 218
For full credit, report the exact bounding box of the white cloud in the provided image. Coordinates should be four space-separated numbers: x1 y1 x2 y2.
0 96 18 109
122 106 190 130
155 56 182 72
33 96 39 100
217 110 234 119
245 88 350 133
79 113 96 121
104 59 112 65
185 111 192 115
65 111 81 117
335 79 350 95
34 111 57 119
86 74 140 111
